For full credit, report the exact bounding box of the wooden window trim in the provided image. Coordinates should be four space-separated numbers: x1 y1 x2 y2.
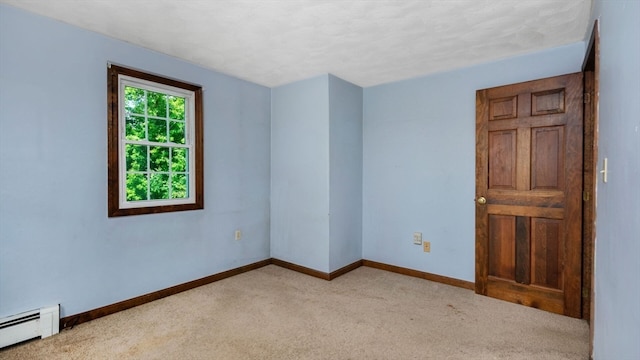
107 64 204 217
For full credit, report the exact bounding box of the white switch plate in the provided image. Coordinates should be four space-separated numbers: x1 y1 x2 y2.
413 232 422 245
235 230 242 240
600 157 608 183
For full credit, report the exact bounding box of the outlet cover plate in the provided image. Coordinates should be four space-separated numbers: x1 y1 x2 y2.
413 232 422 245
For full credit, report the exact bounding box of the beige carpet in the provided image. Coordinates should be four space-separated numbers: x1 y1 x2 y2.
1 265 589 359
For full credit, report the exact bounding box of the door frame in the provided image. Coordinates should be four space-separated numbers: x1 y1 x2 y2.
582 19 599 357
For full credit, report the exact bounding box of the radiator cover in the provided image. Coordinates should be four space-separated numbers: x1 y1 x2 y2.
0 305 60 348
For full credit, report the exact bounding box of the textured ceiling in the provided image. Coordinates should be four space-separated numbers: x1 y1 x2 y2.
1 0 592 87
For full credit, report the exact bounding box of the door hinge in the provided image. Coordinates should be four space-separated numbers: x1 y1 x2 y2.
584 92 591 104
583 191 590 201
583 287 589 298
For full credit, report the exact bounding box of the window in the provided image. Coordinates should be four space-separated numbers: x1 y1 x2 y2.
108 65 203 216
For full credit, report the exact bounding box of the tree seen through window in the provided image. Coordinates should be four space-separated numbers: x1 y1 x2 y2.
123 86 189 201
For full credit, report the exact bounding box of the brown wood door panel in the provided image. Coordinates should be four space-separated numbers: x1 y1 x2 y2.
531 217 564 289
531 88 566 116
488 214 516 280
476 73 583 318
531 127 565 190
489 96 518 120
488 131 517 189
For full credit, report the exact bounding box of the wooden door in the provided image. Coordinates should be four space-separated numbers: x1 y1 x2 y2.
475 73 583 318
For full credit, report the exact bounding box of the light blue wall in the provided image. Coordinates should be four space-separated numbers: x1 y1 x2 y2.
271 75 331 272
0 5 271 318
271 74 363 273
589 1 640 358
329 75 363 272
363 42 586 282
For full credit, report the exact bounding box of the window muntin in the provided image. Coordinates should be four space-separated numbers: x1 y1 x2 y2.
108 65 203 217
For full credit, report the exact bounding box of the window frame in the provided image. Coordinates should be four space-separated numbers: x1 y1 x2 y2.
107 64 204 217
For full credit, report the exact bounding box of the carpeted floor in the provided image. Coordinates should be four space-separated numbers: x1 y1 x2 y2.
1 265 589 359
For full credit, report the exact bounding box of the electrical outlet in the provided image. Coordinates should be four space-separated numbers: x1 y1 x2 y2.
413 232 422 245
423 241 431 252
234 230 242 241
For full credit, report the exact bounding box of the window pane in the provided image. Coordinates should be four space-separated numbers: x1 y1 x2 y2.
147 91 167 117
148 118 167 143
126 144 148 171
171 148 188 172
150 146 170 172
125 115 146 140
150 173 169 200
124 86 145 114
171 174 188 199
169 121 185 144
126 173 148 201
168 96 185 120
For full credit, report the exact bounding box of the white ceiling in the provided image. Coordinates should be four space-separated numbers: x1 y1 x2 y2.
1 0 593 87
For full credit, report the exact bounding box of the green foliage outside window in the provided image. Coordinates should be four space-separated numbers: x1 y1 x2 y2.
124 86 189 202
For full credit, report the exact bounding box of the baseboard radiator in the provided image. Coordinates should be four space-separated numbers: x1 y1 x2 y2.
0 305 60 348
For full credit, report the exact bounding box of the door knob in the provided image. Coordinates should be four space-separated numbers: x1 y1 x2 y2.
476 196 487 205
